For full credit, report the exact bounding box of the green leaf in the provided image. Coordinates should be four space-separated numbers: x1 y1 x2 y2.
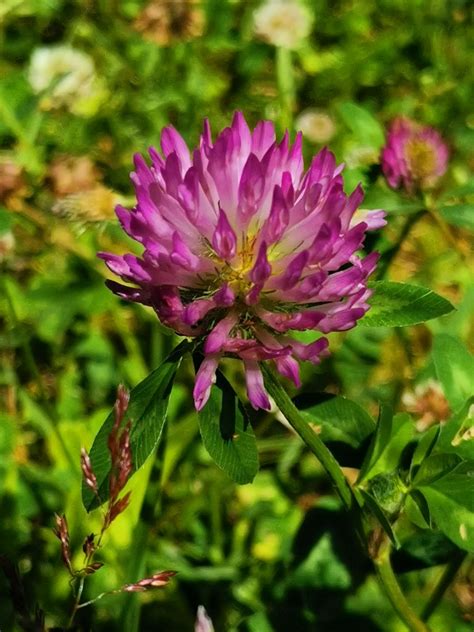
409 426 441 479
432 334 474 412
363 184 424 215
246 612 275 632
406 494 430 530
82 342 188 511
393 531 461 571
289 532 352 589
439 204 474 231
415 460 474 552
358 406 392 482
359 281 455 327
412 452 463 487
338 102 385 149
197 369 259 484
295 394 375 449
440 182 474 200
359 488 400 548
358 412 414 482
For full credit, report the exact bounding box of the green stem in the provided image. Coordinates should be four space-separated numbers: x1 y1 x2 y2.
262 364 433 632
68 576 85 629
421 550 467 622
375 546 431 632
261 364 352 510
275 46 295 131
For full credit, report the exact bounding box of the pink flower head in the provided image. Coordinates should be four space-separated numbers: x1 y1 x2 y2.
381 117 449 193
100 113 384 411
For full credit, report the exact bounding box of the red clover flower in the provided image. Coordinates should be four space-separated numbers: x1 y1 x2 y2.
100 113 385 411
381 117 448 193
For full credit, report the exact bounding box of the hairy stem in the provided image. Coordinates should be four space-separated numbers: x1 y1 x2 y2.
261 364 352 509
421 550 467 622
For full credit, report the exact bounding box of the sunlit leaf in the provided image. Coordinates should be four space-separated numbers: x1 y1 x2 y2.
338 102 385 148
359 282 454 327
82 342 189 511
432 334 474 412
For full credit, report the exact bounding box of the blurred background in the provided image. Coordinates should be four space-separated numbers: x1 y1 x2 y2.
0 1 473 630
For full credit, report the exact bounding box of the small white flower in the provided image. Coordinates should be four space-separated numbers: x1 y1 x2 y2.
254 0 312 49
296 109 336 144
28 46 98 113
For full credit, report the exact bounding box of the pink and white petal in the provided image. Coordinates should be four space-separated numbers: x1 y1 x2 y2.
244 361 271 410
193 355 220 411
275 355 301 387
160 126 192 171
212 206 237 261
204 312 239 354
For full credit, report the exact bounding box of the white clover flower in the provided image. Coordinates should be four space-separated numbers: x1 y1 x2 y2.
28 46 100 114
254 0 313 49
402 379 451 432
295 109 336 144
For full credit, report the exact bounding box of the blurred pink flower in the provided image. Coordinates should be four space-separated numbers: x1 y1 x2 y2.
100 113 384 410
381 117 448 193
195 605 214 632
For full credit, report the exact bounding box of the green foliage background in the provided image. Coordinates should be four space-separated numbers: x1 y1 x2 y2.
0 1 473 630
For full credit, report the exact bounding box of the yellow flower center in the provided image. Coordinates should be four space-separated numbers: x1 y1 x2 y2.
405 138 437 180
221 233 257 295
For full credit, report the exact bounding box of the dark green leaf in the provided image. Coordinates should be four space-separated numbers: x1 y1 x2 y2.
295 394 375 448
432 334 474 412
359 412 414 482
412 452 462 487
415 460 474 551
197 370 259 484
358 406 392 482
409 426 441 479
289 532 352 589
82 342 188 511
359 281 455 327
393 531 461 572
406 493 431 530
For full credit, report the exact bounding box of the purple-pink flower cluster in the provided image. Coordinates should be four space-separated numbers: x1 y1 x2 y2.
381 117 448 193
100 113 385 411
